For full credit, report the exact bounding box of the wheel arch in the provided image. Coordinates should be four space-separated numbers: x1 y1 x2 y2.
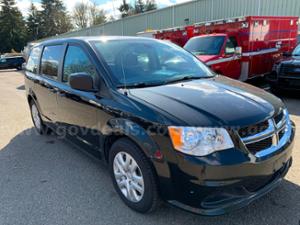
102 118 160 163
27 91 42 114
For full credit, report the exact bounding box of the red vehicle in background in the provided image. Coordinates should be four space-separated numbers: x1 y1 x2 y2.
154 16 299 80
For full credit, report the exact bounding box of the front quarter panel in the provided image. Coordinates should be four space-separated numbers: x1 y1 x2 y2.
105 118 160 158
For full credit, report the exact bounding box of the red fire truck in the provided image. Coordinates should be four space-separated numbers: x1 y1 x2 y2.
154 16 299 80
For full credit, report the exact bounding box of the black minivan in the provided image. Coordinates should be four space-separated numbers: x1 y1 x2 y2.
267 44 300 91
0 56 25 70
24 37 295 216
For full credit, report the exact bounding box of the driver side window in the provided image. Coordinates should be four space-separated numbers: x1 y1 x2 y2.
63 45 97 83
225 37 238 55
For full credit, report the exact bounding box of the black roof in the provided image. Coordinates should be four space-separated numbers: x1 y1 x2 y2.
37 36 158 46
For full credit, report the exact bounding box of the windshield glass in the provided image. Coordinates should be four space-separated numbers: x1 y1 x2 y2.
184 36 225 55
91 39 213 87
292 44 300 56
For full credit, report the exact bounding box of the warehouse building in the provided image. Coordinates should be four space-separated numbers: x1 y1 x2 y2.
52 0 300 39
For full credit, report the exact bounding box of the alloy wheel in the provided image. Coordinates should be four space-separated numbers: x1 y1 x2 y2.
113 151 145 203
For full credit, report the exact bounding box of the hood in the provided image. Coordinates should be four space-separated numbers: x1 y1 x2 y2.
279 56 300 66
196 55 219 63
128 76 284 127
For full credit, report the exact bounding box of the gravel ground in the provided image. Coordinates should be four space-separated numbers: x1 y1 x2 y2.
0 70 299 225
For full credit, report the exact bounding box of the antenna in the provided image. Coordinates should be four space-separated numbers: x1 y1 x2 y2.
121 54 128 95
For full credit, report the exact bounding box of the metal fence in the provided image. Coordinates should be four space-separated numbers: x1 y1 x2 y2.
52 0 300 39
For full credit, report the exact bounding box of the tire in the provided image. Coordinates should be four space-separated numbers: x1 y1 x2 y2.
109 138 159 213
29 100 49 135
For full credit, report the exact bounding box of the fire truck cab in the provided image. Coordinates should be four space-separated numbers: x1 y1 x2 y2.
155 16 299 80
185 33 243 79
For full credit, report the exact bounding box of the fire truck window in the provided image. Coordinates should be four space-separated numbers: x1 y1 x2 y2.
184 36 225 55
225 37 237 55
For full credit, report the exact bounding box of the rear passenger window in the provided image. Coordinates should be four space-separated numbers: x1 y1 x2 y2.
26 46 42 73
41 45 64 79
63 45 97 83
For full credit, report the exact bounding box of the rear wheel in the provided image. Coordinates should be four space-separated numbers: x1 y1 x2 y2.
30 101 49 135
109 138 159 213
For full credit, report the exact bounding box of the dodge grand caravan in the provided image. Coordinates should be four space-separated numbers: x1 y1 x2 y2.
24 37 295 216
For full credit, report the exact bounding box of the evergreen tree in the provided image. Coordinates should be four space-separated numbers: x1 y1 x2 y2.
145 0 157 11
119 0 132 18
120 0 156 17
39 0 73 38
134 0 145 14
0 0 27 53
26 3 41 41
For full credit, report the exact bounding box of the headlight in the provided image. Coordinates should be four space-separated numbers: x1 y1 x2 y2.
168 127 234 156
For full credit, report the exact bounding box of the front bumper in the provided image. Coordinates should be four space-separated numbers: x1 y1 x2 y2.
168 157 292 216
155 122 295 216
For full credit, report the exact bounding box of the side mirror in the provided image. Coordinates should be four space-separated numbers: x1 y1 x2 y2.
235 47 242 56
69 73 97 92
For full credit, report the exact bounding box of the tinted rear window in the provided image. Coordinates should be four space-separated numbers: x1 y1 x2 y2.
26 46 42 73
41 45 64 78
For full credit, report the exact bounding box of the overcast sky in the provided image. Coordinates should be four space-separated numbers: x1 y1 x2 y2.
16 0 190 19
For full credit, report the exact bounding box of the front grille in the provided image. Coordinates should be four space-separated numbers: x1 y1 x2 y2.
274 111 284 125
238 120 269 138
240 109 289 157
279 129 285 140
279 64 300 77
245 137 273 154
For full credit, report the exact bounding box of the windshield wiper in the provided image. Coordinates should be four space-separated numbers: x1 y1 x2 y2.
117 76 207 89
163 75 204 85
117 81 164 89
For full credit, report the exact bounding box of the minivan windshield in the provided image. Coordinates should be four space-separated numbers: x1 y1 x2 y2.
91 39 213 88
184 36 225 55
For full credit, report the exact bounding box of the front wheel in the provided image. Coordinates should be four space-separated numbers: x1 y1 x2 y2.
109 138 159 213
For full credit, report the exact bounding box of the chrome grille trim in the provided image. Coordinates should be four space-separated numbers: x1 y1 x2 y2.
276 109 287 129
255 123 291 158
240 109 291 158
241 119 275 144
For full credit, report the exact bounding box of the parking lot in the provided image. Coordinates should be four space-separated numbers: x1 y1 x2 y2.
0 70 299 225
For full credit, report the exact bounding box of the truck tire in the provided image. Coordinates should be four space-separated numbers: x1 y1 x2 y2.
109 138 160 213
